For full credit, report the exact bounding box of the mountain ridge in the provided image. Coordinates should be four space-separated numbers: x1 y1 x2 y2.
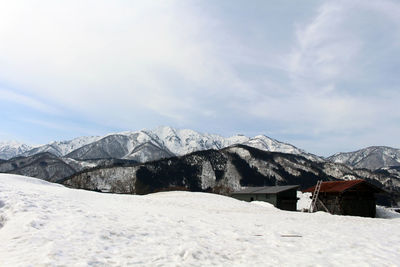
2 127 399 174
1 126 321 163
328 146 400 170
0 141 32 160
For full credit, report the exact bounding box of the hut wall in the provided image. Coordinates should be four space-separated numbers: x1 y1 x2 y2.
263 194 277 206
317 192 376 217
318 194 342 215
277 189 298 211
340 192 376 218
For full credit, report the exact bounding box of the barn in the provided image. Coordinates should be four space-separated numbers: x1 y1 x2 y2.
231 185 299 211
303 180 385 217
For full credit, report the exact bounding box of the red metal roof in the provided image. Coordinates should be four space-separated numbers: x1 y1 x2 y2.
303 180 383 193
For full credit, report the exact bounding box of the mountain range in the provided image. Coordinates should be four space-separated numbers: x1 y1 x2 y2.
0 126 320 181
1 126 399 205
2 127 399 171
328 146 400 170
0 126 321 162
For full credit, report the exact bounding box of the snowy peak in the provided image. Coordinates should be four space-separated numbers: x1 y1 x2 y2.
50 136 102 155
328 146 400 170
125 126 318 162
143 126 228 156
67 127 227 162
148 126 322 160
0 141 32 160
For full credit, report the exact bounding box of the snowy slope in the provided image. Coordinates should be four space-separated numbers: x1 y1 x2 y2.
328 146 400 170
0 141 32 160
62 144 400 206
0 174 399 266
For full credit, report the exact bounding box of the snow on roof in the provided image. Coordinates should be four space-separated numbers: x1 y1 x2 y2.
232 185 300 195
303 180 384 193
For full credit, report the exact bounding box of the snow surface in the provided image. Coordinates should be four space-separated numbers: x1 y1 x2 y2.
297 191 312 211
0 174 399 266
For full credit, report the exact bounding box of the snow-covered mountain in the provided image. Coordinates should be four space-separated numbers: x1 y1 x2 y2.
0 141 32 160
20 136 101 158
66 126 321 162
2 126 320 162
328 146 400 170
0 127 322 183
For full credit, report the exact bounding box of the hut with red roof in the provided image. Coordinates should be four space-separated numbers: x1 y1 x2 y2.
303 179 385 217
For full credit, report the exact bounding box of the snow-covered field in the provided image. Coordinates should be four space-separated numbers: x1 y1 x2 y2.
0 174 399 266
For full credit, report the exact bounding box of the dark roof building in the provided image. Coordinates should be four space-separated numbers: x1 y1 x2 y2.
231 185 299 211
303 179 385 217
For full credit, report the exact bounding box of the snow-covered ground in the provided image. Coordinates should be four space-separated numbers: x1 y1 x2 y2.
0 174 399 266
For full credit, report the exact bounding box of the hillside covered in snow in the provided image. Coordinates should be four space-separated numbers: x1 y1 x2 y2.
63 145 400 206
0 174 399 266
0 141 32 160
328 146 400 170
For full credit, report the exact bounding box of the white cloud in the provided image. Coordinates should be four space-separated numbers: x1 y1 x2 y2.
276 0 400 132
0 1 241 124
287 2 362 88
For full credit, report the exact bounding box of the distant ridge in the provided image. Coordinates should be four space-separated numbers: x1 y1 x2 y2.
328 146 400 170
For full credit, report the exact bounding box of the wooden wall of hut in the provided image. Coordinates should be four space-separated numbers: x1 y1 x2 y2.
317 191 376 217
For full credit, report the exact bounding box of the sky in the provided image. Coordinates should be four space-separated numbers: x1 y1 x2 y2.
0 0 399 156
